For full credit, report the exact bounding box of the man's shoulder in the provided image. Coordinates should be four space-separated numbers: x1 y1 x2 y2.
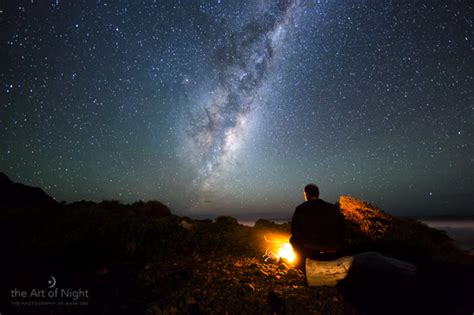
318 199 341 212
295 201 309 211
295 199 338 212
317 198 337 207
306 199 338 210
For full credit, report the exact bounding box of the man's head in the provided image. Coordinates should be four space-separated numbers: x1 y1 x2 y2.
304 184 319 201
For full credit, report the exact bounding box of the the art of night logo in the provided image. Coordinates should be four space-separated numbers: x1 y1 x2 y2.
10 275 89 307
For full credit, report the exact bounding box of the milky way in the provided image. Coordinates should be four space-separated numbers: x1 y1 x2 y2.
184 1 298 200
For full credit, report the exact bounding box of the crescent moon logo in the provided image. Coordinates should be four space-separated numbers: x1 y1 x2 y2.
48 276 56 288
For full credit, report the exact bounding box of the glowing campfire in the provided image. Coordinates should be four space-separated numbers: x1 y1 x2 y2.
263 235 296 264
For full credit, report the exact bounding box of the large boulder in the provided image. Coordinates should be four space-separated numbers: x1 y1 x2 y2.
306 252 420 314
0 172 57 208
306 251 418 287
338 195 462 263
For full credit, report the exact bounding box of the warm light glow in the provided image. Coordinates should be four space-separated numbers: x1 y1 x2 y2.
264 235 296 264
277 242 296 263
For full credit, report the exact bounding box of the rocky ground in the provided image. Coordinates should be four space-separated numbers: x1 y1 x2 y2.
1 195 473 314
137 254 358 315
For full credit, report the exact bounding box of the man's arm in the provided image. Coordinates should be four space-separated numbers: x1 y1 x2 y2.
291 208 303 240
336 206 345 249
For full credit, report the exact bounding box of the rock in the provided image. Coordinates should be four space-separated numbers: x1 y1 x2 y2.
146 305 163 315
351 251 418 276
333 252 422 314
180 220 197 231
245 283 255 291
338 195 462 263
305 255 353 286
306 252 418 287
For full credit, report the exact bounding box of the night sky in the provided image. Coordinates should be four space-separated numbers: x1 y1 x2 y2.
1 0 472 217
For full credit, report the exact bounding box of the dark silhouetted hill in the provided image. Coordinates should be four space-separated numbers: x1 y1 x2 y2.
0 172 57 208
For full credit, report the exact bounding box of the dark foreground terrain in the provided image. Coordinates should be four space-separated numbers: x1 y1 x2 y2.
0 176 473 314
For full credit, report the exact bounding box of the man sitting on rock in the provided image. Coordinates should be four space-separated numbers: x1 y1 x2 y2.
290 184 345 268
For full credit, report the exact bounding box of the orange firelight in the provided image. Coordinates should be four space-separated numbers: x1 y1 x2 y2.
264 235 296 264
277 242 296 263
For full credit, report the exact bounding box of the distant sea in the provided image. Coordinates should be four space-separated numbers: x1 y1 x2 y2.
238 217 474 252
238 219 289 227
419 217 474 252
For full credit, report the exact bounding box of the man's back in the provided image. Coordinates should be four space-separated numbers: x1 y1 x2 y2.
291 199 344 252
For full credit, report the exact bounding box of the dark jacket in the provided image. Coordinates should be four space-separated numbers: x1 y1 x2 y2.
291 199 344 252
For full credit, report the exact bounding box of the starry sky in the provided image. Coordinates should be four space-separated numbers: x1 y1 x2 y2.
1 0 472 217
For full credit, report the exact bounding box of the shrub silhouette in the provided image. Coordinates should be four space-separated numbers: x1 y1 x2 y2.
131 200 171 218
